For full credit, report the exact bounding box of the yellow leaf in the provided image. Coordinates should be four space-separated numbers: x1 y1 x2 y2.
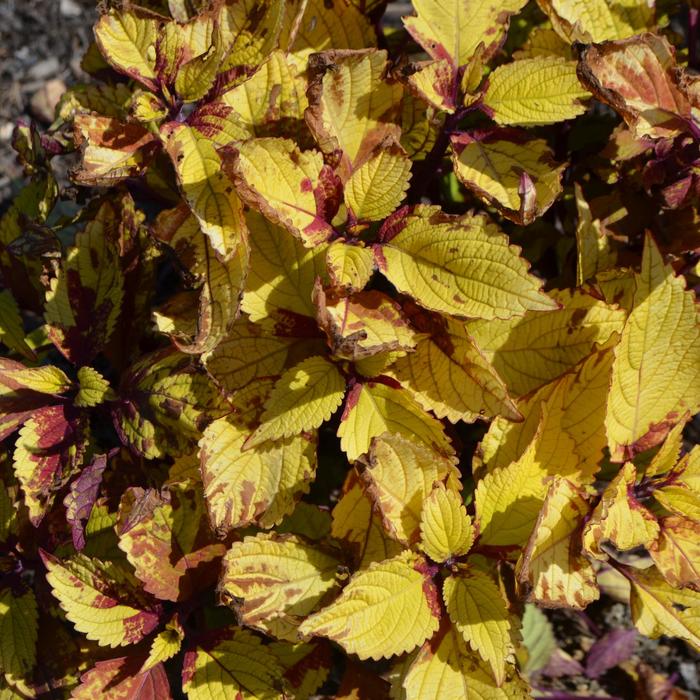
406 59 458 113
483 57 589 126
344 138 412 222
74 366 114 408
574 183 616 285
401 94 443 161
479 341 616 482
331 471 403 570
220 533 340 631
467 288 625 397
326 241 375 293
419 484 475 563
94 9 158 91
649 516 700 591
377 206 557 320
606 233 700 461
0 588 37 684
200 415 316 532
451 130 565 225
513 26 573 60
299 551 440 660
338 381 454 462
403 0 527 67
241 211 328 326
315 288 417 361
246 356 345 446
627 567 700 651
517 477 599 609
583 462 659 559
182 628 285 700
41 552 161 648
578 34 692 139
654 486 700 523
141 615 184 672
538 0 655 43
306 49 403 180
388 310 520 423
646 417 688 479
226 138 336 247
475 429 553 547
161 122 246 259
400 618 530 699
359 433 460 545
280 0 374 72
443 568 514 686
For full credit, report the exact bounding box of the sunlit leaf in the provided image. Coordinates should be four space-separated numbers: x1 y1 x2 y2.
419 484 475 563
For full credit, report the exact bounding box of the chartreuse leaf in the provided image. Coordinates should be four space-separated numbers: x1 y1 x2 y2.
227 138 337 247
520 604 557 675
306 49 403 179
451 130 565 225
483 56 589 126
338 381 454 462
116 483 225 602
443 568 514 686
200 413 316 532
204 320 324 395
246 356 345 447
360 433 460 545
142 615 184 672
73 657 171 700
606 234 700 461
475 428 555 547
75 366 114 408
420 484 475 563
627 567 700 651
583 462 659 560
399 618 530 699
94 9 159 91
344 138 411 222
0 587 37 684
115 348 226 460
538 0 655 43
467 288 625 397
574 184 616 286
0 290 33 359
182 628 284 700
41 552 161 648
1 363 71 395
299 551 441 660
645 418 687 479
242 211 328 324
220 533 341 631
649 516 700 591
326 241 375 293
161 122 246 259
655 486 700 523
152 203 249 354
516 477 599 609
315 289 417 361
478 340 615 486
578 35 692 140
376 206 556 320
44 203 124 366
403 0 527 66
331 471 403 570
388 311 520 423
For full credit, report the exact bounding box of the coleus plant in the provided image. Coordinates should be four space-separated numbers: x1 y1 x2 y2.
1 0 699 698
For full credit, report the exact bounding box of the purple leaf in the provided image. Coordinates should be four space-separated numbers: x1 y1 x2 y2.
63 453 109 550
542 649 584 678
585 628 638 679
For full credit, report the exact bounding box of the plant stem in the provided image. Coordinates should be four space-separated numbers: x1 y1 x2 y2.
690 7 699 70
